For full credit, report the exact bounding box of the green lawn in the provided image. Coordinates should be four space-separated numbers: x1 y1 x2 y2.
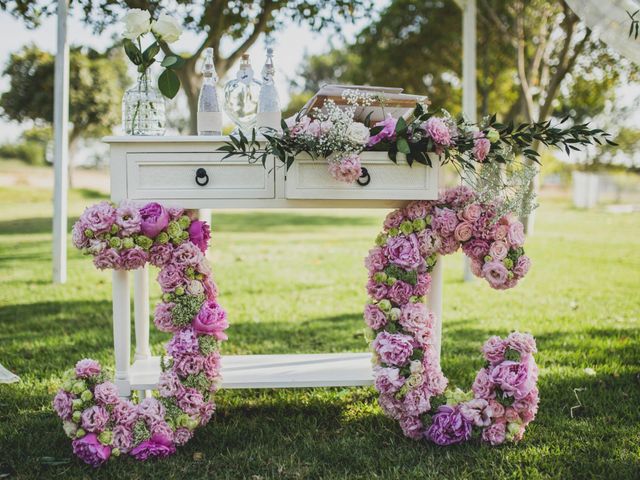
0 185 639 479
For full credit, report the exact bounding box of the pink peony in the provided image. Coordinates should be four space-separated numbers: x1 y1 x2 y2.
81 405 109 433
115 202 142 236
193 300 228 340
373 332 414 367
425 117 452 146
139 202 170 238
506 331 537 356
188 220 211 253
490 360 536 400
75 358 101 378
473 135 491 162
373 366 405 394
426 405 472 446
130 433 176 461
388 280 413 306
482 260 508 288
149 243 174 268
79 201 116 235
482 336 507 364
481 420 506 445
364 303 387 330
385 234 422 270
328 154 362 184
367 114 397 146
459 398 492 427
72 433 111 467
94 382 119 405
52 390 74 420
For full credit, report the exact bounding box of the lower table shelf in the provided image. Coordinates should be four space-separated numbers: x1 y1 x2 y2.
129 352 374 390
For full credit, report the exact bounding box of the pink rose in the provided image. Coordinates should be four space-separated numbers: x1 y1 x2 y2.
385 234 422 270
454 222 473 242
482 336 507 364
366 279 388 301
488 241 508 261
425 117 452 146
188 220 211 253
494 223 509 241
507 220 525 247
462 203 482 222
372 332 414 367
473 135 491 162
482 260 508 288
513 255 531 277
364 303 387 330
472 368 495 399
81 405 109 433
373 366 405 394
193 300 228 340
481 421 506 446
364 247 387 273
139 202 170 238
328 154 362 184
75 358 101 378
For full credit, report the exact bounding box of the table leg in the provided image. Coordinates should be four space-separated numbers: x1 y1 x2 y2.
112 269 131 398
427 255 444 360
133 265 151 361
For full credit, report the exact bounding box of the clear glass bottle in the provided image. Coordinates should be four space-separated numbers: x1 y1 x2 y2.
257 48 281 131
197 48 222 136
122 73 166 136
223 54 259 133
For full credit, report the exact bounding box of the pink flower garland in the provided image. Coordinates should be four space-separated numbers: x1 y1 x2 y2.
365 186 539 445
55 202 226 467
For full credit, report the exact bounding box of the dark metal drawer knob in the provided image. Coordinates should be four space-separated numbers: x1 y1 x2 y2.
357 167 371 187
195 168 209 186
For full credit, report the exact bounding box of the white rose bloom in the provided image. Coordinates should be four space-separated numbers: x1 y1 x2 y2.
122 9 151 40
346 122 370 145
87 239 106 255
187 279 205 296
151 13 182 43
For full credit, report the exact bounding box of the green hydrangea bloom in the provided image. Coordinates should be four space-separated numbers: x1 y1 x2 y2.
388 227 400 237
399 221 414 235
110 224 119 235
183 373 210 391
198 336 220 356
373 271 387 283
98 430 113 446
178 215 191 229
180 231 190 241
132 420 151 444
503 257 514 269
171 294 205 327
412 218 427 231
135 235 153 250
155 232 170 245
167 221 182 239
122 237 135 249
375 233 388 247
83 229 94 239
108 237 122 249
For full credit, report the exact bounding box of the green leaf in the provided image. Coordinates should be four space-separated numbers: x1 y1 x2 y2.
123 39 143 66
397 137 410 154
395 116 407 134
158 68 180 99
142 42 160 64
161 55 185 69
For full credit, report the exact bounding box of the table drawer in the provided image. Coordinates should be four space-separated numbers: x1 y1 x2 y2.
285 152 439 200
126 152 274 200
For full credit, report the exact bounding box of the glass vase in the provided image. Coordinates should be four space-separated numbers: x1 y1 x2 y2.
122 73 166 136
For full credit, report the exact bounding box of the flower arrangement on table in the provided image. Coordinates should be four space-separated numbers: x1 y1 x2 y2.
220 89 613 216
54 201 227 467
364 186 539 445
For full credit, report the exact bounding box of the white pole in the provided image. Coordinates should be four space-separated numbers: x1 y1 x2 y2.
52 0 70 284
461 0 477 282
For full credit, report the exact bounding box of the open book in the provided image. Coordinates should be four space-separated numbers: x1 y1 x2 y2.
300 84 428 123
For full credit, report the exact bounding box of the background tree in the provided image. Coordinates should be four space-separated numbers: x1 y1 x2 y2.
0 0 371 133
0 45 129 184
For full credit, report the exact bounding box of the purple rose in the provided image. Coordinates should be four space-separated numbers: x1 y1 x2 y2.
513 255 531 278
173 427 193 446
481 421 506 445
490 360 536 400
413 273 431 296
506 331 537 356
174 353 204 377
137 397 165 423
433 207 459 236
399 303 431 335
149 243 174 268
472 367 495 399
388 280 413 306
75 358 101 378
130 433 176 461
367 114 397 146
112 400 138 427
93 248 121 270
72 221 89 248
403 388 431 417
403 200 430 221
157 264 186 293
372 331 414 367
193 300 228 340
72 433 111 467
399 415 424 439
52 390 74 420
365 247 387 273
482 260 508 288
115 202 142 236
383 209 405 229
154 302 177 333
462 238 490 260
172 242 203 268
459 398 492 427
482 336 507 364
112 425 133 453
157 371 185 398
373 366 405 394
203 352 222 381
81 405 109 433
426 405 472 446
364 304 387 330
385 234 422 270
507 220 525 247
188 220 211 253
94 382 119 406
366 280 388 301
120 247 149 270
166 327 199 357
177 388 204 415
79 201 116 235
139 202 170 238
378 393 403 420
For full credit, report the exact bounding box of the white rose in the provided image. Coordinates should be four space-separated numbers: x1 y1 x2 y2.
186 279 205 296
122 9 151 40
87 239 106 255
151 13 182 43
346 122 370 145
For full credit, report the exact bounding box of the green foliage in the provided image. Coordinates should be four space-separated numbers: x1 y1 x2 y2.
0 126 51 165
0 44 129 142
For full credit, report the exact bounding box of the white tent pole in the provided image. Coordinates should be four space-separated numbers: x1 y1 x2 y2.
460 0 477 282
52 0 70 284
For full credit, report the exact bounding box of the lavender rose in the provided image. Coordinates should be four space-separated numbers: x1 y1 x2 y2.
513 255 531 277
385 234 422 269
120 247 149 270
81 405 109 433
364 303 387 330
453 221 473 242
115 202 142 236
364 247 387 273
426 405 472 446
154 301 176 333
75 358 101 378
72 433 111 467
94 382 119 405
507 220 525 247
93 248 121 270
172 242 203 268
383 209 405 230
188 220 211 253
471 367 495 399
482 335 507 364
366 280 388 301
166 327 199 357
373 366 405 394
139 202 170 238
52 390 74 420
388 280 413 306
372 332 414 367
506 331 537 356
481 421 506 446
425 117 452 146
80 201 116 235
490 360 536 400
157 264 186 293
149 243 174 268
112 425 133 453
157 371 185 398
482 260 508 288
112 400 138 427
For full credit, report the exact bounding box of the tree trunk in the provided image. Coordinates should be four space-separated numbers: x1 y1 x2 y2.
176 61 200 135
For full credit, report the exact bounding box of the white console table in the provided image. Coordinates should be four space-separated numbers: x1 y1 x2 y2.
104 136 443 397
